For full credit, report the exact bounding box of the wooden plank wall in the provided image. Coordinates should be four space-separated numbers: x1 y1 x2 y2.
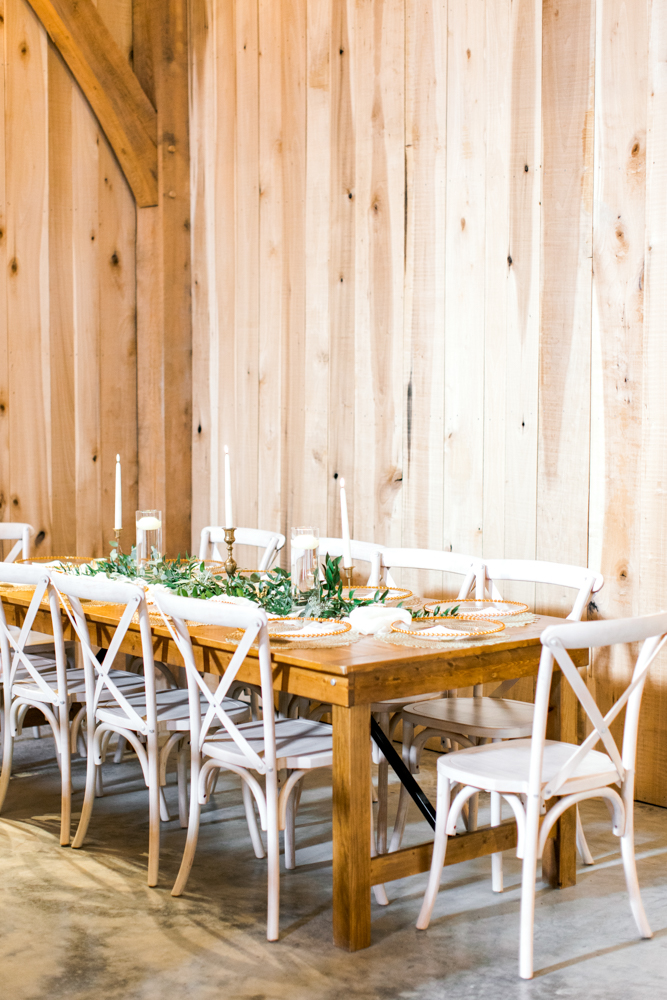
0 0 137 558
189 0 667 806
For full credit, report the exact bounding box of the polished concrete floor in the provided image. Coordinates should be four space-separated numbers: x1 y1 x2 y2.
1 730 666 1000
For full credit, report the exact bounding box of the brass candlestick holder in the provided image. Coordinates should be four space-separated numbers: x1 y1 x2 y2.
344 564 355 588
114 528 123 556
224 527 237 577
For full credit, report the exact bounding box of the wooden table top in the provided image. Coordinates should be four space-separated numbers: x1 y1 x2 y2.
1 586 583 707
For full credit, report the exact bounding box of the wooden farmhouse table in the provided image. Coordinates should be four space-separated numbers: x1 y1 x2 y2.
1 589 585 951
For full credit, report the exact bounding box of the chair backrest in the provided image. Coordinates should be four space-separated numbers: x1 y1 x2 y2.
530 613 667 802
314 537 384 587
478 558 604 621
50 572 157 735
152 590 275 773
0 562 66 700
0 523 32 563
379 547 481 597
199 526 285 571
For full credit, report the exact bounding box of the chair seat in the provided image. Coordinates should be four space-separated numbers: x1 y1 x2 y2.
203 717 333 770
371 692 446 713
96 688 250 732
403 696 534 739
438 737 619 796
13 667 145 704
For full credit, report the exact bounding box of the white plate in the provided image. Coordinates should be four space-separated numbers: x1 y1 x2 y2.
391 618 505 640
423 599 529 619
268 618 351 640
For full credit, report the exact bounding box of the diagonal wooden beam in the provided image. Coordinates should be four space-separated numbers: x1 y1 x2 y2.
26 0 158 207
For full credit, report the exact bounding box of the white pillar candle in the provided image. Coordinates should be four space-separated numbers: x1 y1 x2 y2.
340 478 352 568
224 445 234 528
114 455 122 530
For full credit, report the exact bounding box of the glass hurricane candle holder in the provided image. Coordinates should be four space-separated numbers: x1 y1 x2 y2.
290 527 320 605
136 510 163 567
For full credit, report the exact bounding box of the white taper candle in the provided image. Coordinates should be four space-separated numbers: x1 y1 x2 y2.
224 445 234 528
340 478 352 568
114 455 122 530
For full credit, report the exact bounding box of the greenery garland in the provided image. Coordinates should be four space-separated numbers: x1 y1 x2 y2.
60 548 460 621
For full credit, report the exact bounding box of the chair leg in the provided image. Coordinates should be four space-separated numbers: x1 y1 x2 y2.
370 783 389 906
490 790 503 892
620 802 652 939
177 744 188 829
95 764 104 798
159 787 171 822
376 712 392 854
518 803 540 980
576 806 595 865
59 704 72 846
0 699 14 812
284 776 303 871
416 777 451 929
147 734 161 887
389 720 415 853
171 794 202 897
113 735 126 764
242 779 265 859
71 731 98 849
265 773 281 941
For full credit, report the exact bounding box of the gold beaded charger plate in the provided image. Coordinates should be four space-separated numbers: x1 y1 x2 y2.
423 598 529 619
341 586 412 604
267 618 352 641
390 617 505 641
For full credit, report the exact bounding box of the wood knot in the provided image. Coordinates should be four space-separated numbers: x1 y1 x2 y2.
19 42 27 56
110 252 119 266
461 217 466 230
631 142 640 156
35 530 45 547
9 258 17 275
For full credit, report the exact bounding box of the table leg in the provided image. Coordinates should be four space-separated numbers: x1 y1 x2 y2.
543 668 577 888
332 703 371 950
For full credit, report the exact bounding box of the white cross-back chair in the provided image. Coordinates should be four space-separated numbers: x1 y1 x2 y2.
315 537 384 587
361 548 481 857
153 590 333 940
395 559 604 884
0 563 73 842
380 547 480 594
0 522 32 563
416 612 667 979
199 526 285 571
50 572 251 885
0 564 148 842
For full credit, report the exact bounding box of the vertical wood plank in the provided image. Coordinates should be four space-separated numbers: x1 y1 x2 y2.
443 0 486 560
301 0 330 535
502 0 542 608
401 0 447 597
189 0 215 546
47 43 75 555
481 0 510 562
257 0 284 547
0 0 8 537
352 0 404 550
96 0 136 556
537 0 594 616
134 0 192 556
327 0 355 542
233 0 259 549
6 0 51 553
637 0 667 805
589 0 647 722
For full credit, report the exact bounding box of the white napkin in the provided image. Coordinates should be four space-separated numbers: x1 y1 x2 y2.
346 605 412 635
415 624 461 637
209 593 260 608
